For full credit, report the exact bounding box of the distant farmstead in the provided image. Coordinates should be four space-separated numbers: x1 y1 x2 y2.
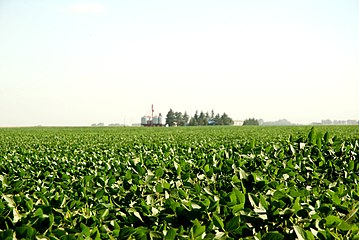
141 105 163 127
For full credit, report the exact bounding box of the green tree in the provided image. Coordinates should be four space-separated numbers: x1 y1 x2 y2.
189 111 199 126
243 118 259 126
198 111 207 125
175 111 184 126
166 109 176 126
214 113 222 125
189 117 197 126
221 112 234 125
183 111 189 126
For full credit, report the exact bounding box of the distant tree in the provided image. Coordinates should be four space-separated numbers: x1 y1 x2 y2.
166 109 176 126
194 111 199 122
205 112 210 124
166 108 234 126
175 111 184 126
211 109 215 119
183 111 189 126
243 118 259 126
214 113 222 125
189 117 197 126
221 112 234 125
189 111 199 126
198 111 207 125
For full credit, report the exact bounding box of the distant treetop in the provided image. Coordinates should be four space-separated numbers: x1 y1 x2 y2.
166 109 234 126
243 118 259 126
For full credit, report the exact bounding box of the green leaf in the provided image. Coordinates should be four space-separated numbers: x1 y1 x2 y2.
113 220 120 230
305 230 315 240
125 170 132 180
231 175 240 184
239 168 248 180
149 231 162 239
2 194 15 208
259 193 268 210
100 209 109 219
262 232 285 240
0 230 14 240
49 213 54 226
80 223 91 237
15 225 35 239
95 189 105 199
178 189 187 199
52 228 67 237
34 208 44 218
308 127 317 145
212 213 224 230
348 161 355 171
155 168 164 178
325 215 341 227
155 184 163 193
293 225 306 240
229 192 237 205
234 189 245 204
225 216 240 232
133 211 144 222
191 219 206 238
292 197 301 212
26 199 34 211
338 220 352 231
165 228 177 240
176 164 182 177
344 205 358 223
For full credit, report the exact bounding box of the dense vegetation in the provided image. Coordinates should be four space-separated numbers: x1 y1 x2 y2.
166 109 233 126
0 126 359 239
242 118 259 126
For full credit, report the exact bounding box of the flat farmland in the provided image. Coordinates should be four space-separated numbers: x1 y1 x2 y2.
0 126 358 239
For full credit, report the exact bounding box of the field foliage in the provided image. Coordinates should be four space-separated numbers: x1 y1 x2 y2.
0 126 359 239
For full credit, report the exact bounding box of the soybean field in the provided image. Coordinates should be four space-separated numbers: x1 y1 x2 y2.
0 126 359 239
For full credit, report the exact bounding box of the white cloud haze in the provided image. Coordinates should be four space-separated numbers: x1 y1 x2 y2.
69 2 106 14
0 1 358 126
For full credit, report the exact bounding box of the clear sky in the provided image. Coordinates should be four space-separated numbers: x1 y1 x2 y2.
1 0 358 126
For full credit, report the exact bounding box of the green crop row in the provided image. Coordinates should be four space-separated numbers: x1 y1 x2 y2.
0 126 358 239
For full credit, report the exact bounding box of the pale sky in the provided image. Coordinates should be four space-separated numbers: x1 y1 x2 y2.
1 0 358 126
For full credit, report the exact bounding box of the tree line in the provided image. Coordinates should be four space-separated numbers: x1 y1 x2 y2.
165 109 234 126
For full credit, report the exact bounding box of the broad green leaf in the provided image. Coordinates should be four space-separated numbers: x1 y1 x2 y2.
259 193 268 210
344 205 358 223
262 232 285 240
191 219 206 238
348 161 355 171
293 225 306 240
212 213 224 229
225 216 240 232
95 189 105 199
155 168 164 178
165 228 177 240
125 170 132 180
13 208 21 223
338 220 352 231
149 231 162 239
34 208 44 218
239 168 248 180
155 184 163 193
133 211 143 222
325 215 341 227
80 223 91 237
232 175 240 183
3 194 15 208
